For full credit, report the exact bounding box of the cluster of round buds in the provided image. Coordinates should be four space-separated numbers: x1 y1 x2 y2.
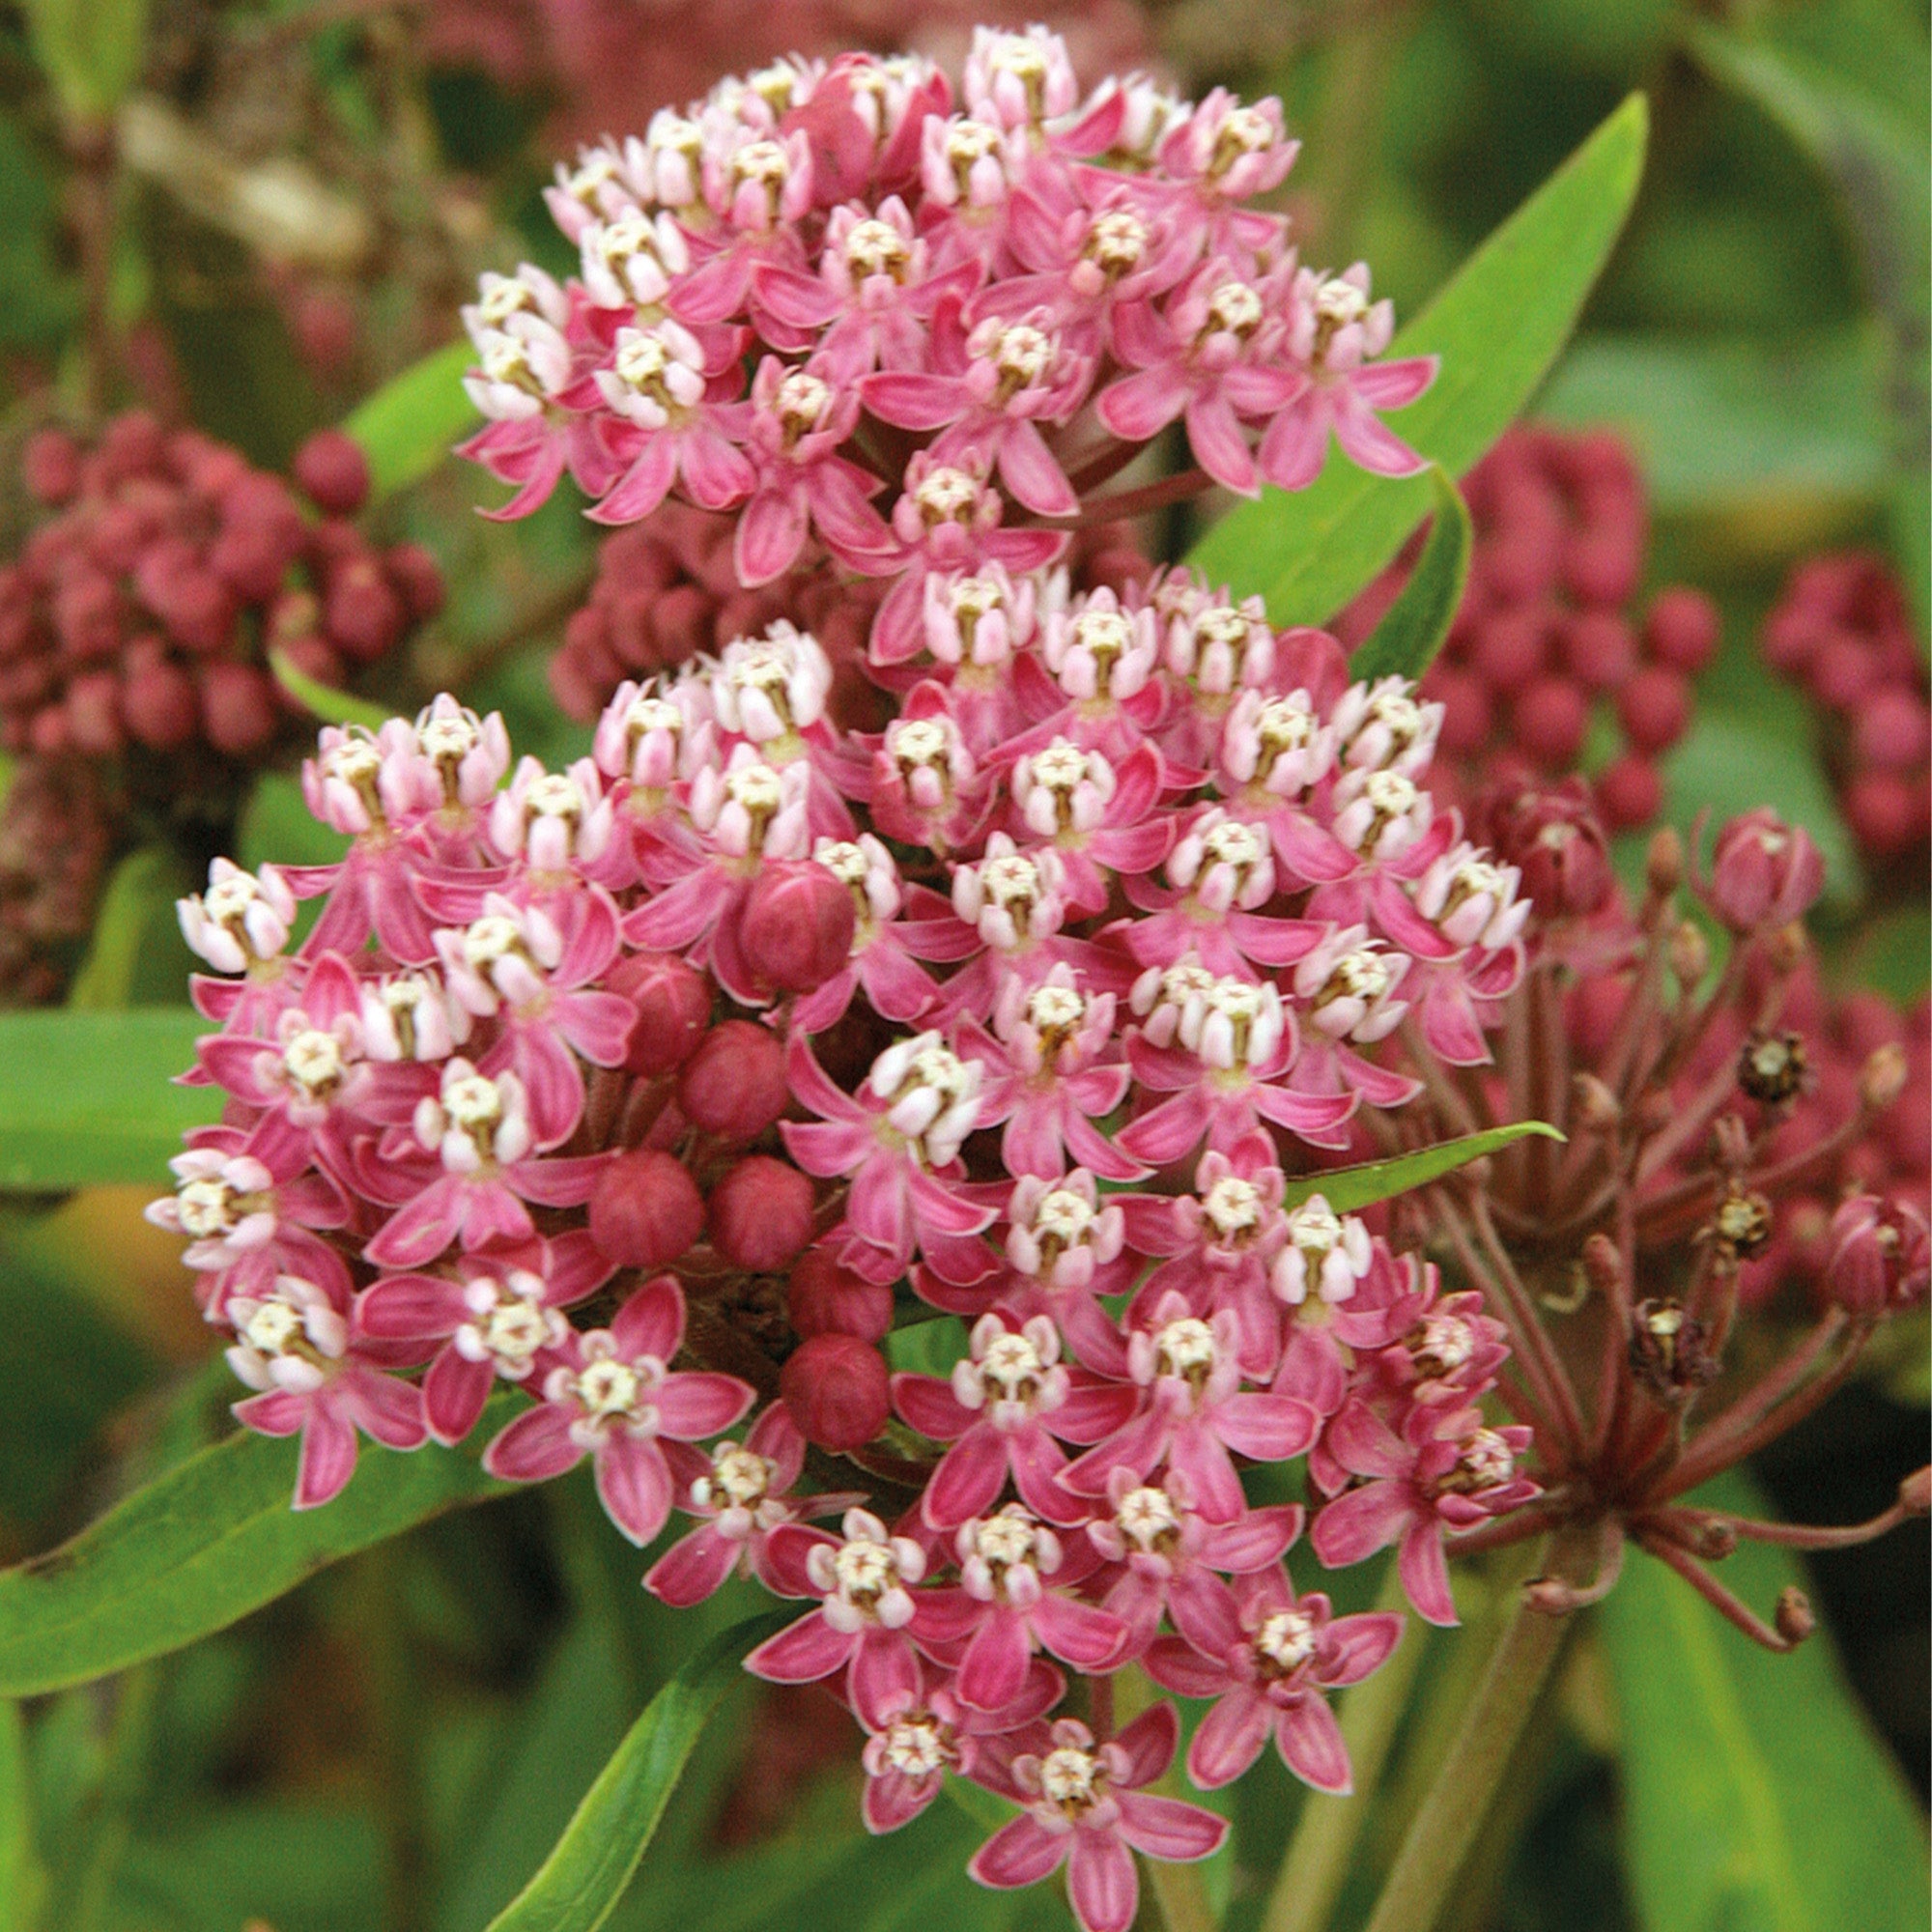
0 755 119 1006
153 555 1546 1929
1760 551 1930 865
458 29 1440 692
1340 425 1719 833
3 414 442 759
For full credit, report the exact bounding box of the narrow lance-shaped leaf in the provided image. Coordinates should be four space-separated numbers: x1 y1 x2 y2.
0 1395 522 1697
339 336 477 503
1347 466 1471 686
1602 1468 1932 1932
1280 1121 1563 1214
269 647 393 733
65 846 194 1011
0 1698 33 1932
0 1009 213 1191
1187 93 1648 627
485 1610 794 1932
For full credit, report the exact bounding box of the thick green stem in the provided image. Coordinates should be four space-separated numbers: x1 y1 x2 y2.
1259 1567 1424 1932
1357 1532 1587 1932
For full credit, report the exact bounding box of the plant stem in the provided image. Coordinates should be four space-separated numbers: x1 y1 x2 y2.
1259 1566 1423 1932
1356 1530 1588 1932
1145 1854 1220 1932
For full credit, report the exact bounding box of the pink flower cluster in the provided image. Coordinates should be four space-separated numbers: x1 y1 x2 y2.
152 571 1543 1926
457 27 1435 649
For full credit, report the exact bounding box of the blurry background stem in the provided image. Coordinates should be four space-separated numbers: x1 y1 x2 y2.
63 117 118 415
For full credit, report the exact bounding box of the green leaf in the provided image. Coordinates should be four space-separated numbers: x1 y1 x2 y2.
340 337 477 503
239 771 351 872
1536 329 1893 515
0 1396 520 1696
20 0 150 121
0 1699 35 1932
1280 1122 1564 1214
0 1009 214 1190
1187 94 1648 625
485 1610 793 1932
1347 467 1471 685
1601 1468 1932 1932
1686 24 1929 333
270 647 394 732
66 846 194 1010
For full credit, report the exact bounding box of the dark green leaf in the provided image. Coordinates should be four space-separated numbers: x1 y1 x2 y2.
1347 467 1471 685
1187 94 1648 625
1537 329 1893 515
270 647 394 732
341 337 478 503
1686 24 1929 333
0 1396 520 1696
66 846 195 1010
0 1009 214 1190
1280 1122 1564 1214
485 1610 793 1932
1601 1468 1932 1932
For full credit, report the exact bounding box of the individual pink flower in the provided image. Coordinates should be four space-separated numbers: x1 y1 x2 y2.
225 1263 427 1511
931 1506 1128 1712
859 1673 1063 1835
1310 1400 1539 1625
744 1507 970 1727
1143 1566 1404 1791
790 834 955 1033
865 684 996 856
781 1030 995 1285
435 889 638 1143
644 1403 864 1606
1087 1465 1301 1658
355 1231 613 1445
1259 266 1435 491
1825 1193 1930 1317
892 1310 1136 1527
734 355 890 583
1008 739 1173 915
967 1706 1227 1932
1065 1295 1319 1521
963 971 1143 1184
482 1275 755 1545
811 196 980 381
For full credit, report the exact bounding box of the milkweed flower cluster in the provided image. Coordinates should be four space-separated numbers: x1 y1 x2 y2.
153 583 1541 1928
455 25 1435 650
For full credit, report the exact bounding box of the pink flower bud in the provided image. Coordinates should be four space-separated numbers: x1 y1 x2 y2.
22 428 79 506
65 670 123 753
1561 609 1636 692
1478 777 1612 920
199 662 280 755
781 1332 890 1450
1511 677 1588 765
384 543 446 623
1844 770 1927 859
608 952 710 1076
1825 1195 1929 1317
1617 667 1690 754
1707 810 1824 934
678 1020 787 1139
292 429 372 517
709 1155 815 1272
121 659 199 750
1595 753 1661 831
589 1149 705 1268
1644 587 1719 672
738 861 856 995
324 557 406 664
786 1248 893 1343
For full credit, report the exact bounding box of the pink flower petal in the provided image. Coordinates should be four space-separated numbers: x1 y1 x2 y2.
483 1402 585 1484
1276 1694 1352 1792
1187 1687 1273 1789
745 1608 855 1685
295 1403 359 1510
969 1815 1069 1891
595 1431 673 1546
645 1524 742 1606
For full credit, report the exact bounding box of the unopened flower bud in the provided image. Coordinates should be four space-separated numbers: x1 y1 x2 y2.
738 861 855 995
291 429 372 517
1825 1193 1929 1317
781 1331 890 1450
199 662 279 754
1706 810 1824 934
325 557 406 664
709 1155 815 1271
121 660 199 749
23 427 79 505
589 1149 705 1268
786 1248 893 1343
1668 921 1709 990
384 542 447 622
1581 1232 1623 1296
1775 1586 1815 1647
1477 777 1611 920
608 952 709 1076
677 1019 787 1139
